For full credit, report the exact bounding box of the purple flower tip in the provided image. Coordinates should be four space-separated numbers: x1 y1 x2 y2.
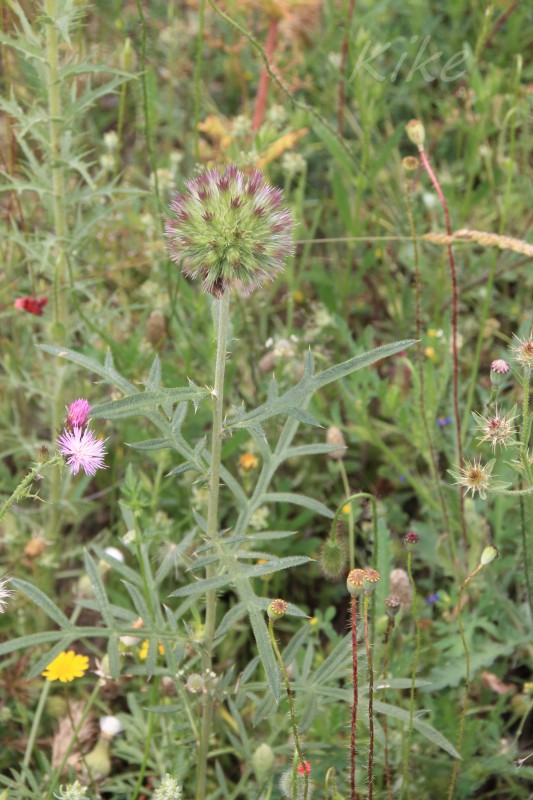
437 416 452 427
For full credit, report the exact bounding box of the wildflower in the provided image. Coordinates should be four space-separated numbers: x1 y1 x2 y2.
293 289 304 303
425 346 436 359
437 416 452 427
426 592 440 605
14 296 47 316
99 715 124 739
452 459 495 500
342 503 351 514
280 760 313 800
54 781 88 800
57 426 107 476
0 576 12 613
165 166 294 296
238 452 259 470
249 506 269 530
491 358 510 375
153 774 182 800
185 673 205 693
510 333 533 371
138 639 165 660
297 761 312 775
404 531 420 551
66 399 92 428
42 650 89 683
473 408 516 450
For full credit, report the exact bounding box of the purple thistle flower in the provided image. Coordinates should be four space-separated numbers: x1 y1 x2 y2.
165 166 294 297
57 427 107 476
66 398 92 428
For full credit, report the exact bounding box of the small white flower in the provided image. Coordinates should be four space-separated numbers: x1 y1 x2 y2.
153 774 182 800
104 547 125 563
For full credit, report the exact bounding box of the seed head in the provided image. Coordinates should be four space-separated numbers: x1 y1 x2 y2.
452 459 495 500
363 567 381 595
385 595 401 619
346 568 365 597
473 408 516 450
268 598 288 620
510 333 533 372
165 166 294 296
402 156 419 171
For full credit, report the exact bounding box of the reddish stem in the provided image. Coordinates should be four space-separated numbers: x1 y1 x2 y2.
363 598 374 800
350 596 359 800
418 146 466 542
252 17 279 132
338 0 356 136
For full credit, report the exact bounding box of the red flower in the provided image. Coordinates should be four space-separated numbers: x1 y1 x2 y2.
14 297 48 316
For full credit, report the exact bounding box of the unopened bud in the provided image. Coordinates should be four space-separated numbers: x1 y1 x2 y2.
120 37 135 72
405 119 425 149
252 743 275 783
404 531 420 551
490 359 510 387
480 545 499 566
326 426 346 460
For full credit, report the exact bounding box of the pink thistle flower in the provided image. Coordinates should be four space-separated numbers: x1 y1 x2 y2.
490 359 510 375
66 398 92 428
57 427 107 476
14 296 48 316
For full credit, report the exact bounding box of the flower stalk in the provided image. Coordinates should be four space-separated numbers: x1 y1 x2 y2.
195 290 231 800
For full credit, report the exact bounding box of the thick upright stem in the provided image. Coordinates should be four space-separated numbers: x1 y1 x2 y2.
400 551 421 800
252 17 279 132
195 290 231 800
363 594 374 800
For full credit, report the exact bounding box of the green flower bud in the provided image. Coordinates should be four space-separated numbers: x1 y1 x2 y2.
405 119 425 149
480 545 499 566
252 743 275 784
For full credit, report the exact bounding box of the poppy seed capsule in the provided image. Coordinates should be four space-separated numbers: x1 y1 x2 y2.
363 568 381 595
347 568 365 597
268 598 288 620
385 595 401 619
405 119 426 149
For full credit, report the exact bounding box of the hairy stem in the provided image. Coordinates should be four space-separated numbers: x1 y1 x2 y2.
338 0 356 135
363 594 375 800
252 17 279 131
350 595 359 800
268 618 308 800
195 291 231 800
400 551 421 800
193 0 206 161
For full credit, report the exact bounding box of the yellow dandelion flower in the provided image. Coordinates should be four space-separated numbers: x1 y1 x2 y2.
342 503 351 515
238 452 259 470
309 616 318 626
427 328 439 338
42 650 89 683
425 346 436 359
293 289 304 304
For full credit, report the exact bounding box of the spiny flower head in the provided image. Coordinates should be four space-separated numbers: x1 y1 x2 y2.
319 533 347 580
66 398 92 428
473 408 517 450
42 650 89 683
451 458 495 500
510 333 533 371
57 426 107 476
165 166 294 296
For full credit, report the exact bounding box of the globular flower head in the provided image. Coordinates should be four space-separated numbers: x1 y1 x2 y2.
42 650 89 683
54 781 89 800
473 408 517 451
363 567 381 595
57 426 107 476
346 568 365 597
267 598 288 621
404 531 420 551
165 166 294 296
66 398 92 428
0 575 12 613
510 333 533 372
451 458 495 500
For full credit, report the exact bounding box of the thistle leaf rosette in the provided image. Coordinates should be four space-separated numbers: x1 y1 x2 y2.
165 166 294 296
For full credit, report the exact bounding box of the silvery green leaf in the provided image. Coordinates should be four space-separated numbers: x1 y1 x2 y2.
259 491 334 519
